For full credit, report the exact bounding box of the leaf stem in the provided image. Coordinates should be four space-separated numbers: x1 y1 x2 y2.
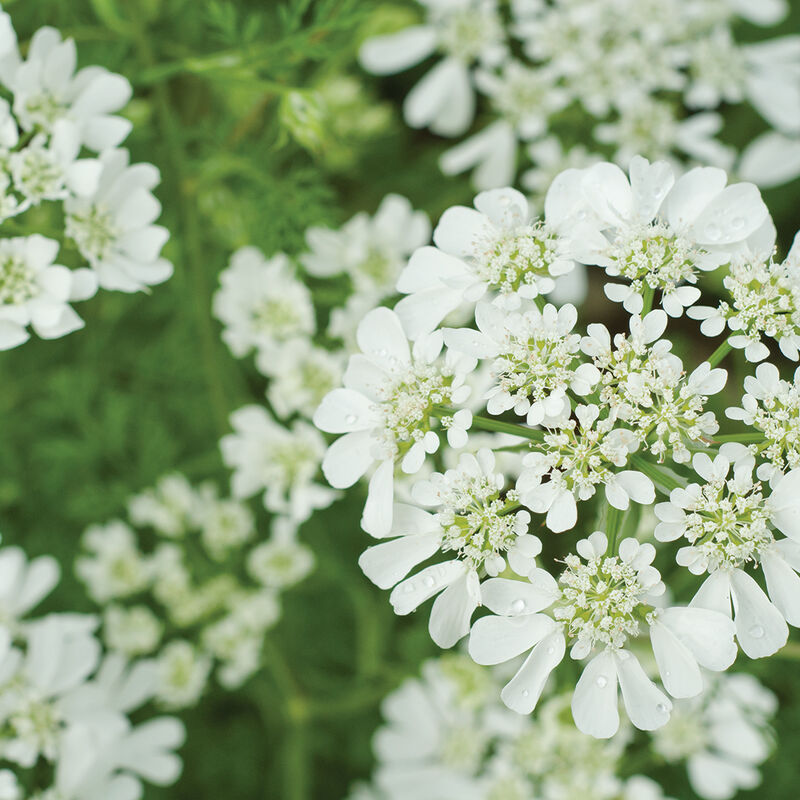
433 408 544 442
630 454 686 494
706 338 733 368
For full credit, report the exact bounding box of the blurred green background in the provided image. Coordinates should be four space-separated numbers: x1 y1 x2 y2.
2 1 800 798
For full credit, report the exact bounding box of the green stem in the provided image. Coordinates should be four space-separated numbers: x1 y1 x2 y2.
713 433 765 444
605 505 626 554
630 454 686 494
434 409 544 442
641 285 655 316
706 338 733 368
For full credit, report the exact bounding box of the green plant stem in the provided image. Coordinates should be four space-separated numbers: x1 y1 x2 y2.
707 338 733 368
433 409 544 442
713 432 765 444
641 285 655 316
605 505 626 554
629 454 686 494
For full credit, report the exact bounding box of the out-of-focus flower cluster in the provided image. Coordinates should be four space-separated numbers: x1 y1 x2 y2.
314 155 800 748
0 5 172 350
345 653 775 800
0 544 185 799
75 473 314 709
359 0 800 197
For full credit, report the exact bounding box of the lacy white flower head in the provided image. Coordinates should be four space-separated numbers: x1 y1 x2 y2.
564 157 768 318
359 0 507 137
689 226 800 363
365 0 800 193
0 541 184 799
655 449 800 659
0 8 171 349
213 247 315 363
359 449 537 647
314 307 475 537
76 474 314 705
651 670 777 800
352 652 680 800
222 404 336 522
469 532 736 738
726 362 800 481
395 185 583 341
302 193 430 301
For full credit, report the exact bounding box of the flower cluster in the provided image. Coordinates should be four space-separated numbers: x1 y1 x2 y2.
0 543 185 799
347 652 775 800
76 473 314 707
315 155 800 740
359 0 800 196
0 8 172 349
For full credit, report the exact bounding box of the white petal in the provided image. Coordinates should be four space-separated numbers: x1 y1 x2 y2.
730 568 788 658
429 570 480 647
500 628 565 714
572 651 620 739
650 621 703 699
390 560 466 615
361 460 395 537
358 531 442 590
616 651 672 731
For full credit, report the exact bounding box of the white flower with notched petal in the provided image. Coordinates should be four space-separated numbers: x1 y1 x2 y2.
1 24 132 150
468 532 736 738
652 672 776 800
516 403 654 533
213 247 315 362
0 546 59 631
65 148 173 292
445 300 599 425
360 449 538 647
395 185 579 339
726 362 800 481
259 338 344 419
221 405 335 522
0 234 97 349
302 193 430 299
689 226 800 363
314 307 474 536
655 449 800 657
359 0 507 137
566 156 769 317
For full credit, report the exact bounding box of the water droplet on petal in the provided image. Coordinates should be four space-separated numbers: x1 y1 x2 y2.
731 216 745 230
656 703 667 713
423 575 435 588
521 689 530 698
546 646 555 655
404 582 415 593
510 599 526 614
749 624 764 639
345 414 357 425
705 223 721 242
596 676 608 688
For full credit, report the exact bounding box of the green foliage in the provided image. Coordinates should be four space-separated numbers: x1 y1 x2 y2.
1 1 800 798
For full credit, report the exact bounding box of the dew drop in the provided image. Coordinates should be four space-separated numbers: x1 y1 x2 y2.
500 195 511 206
749 624 764 639
705 223 721 242
546 646 555 655
404 582 415 593
596 676 608 688
345 414 357 425
521 689 530 698
377 348 388 358
510 599 526 614
656 703 667 713
731 216 745 230
423 575 436 588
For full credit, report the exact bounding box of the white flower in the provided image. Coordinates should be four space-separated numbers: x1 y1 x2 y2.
359 0 507 136
726 362 800 480
360 449 537 647
127 472 199 537
314 307 474 536
690 226 800 362
652 672 777 800
395 185 578 339
259 338 345 419
247 520 315 590
516 403 654 532
2 25 132 150
301 193 430 298
469 532 736 737
0 234 97 349
655 451 800 657
439 60 567 189
198 495 255 561
444 300 598 425
221 404 335 521
213 247 315 361
76 520 151 603
154 639 212 710
0 546 59 630
64 148 173 292
102 605 163 657
566 156 769 317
